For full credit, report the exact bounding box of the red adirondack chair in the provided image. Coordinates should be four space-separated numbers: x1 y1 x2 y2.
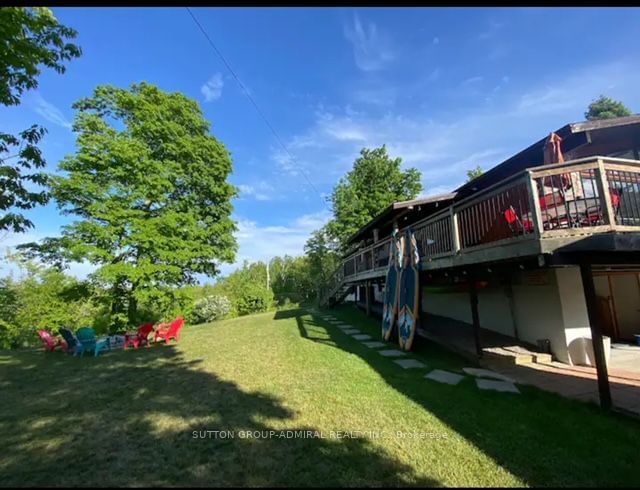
154 316 185 345
37 329 68 353
123 322 155 349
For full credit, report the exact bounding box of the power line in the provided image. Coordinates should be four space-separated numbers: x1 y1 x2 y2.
185 7 328 209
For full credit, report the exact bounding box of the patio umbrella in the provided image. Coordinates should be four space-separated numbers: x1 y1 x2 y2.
542 132 571 190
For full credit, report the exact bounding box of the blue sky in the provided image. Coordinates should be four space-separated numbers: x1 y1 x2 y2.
2 7 640 280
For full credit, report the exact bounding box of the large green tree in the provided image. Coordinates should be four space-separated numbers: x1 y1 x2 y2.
0 7 81 232
585 95 632 121
22 82 237 327
326 145 422 250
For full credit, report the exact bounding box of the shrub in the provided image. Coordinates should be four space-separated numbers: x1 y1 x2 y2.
191 294 231 324
235 284 274 316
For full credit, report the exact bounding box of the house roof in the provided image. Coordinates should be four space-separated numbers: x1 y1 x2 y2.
346 192 457 245
454 114 640 199
345 115 640 247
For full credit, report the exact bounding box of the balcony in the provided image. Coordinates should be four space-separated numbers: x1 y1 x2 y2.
341 156 640 282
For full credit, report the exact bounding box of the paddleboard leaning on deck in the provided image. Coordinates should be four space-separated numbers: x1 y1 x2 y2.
397 228 420 351
382 230 402 341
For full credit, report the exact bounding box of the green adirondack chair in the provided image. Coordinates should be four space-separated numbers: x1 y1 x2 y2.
76 327 110 357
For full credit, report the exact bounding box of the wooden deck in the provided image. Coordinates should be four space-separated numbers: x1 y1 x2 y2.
322 157 640 299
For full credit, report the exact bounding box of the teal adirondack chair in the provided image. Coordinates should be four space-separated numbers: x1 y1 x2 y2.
76 327 110 357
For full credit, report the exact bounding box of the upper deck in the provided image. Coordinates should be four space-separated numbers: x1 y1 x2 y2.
338 156 640 284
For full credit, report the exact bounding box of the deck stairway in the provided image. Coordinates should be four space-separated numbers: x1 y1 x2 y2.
319 266 350 307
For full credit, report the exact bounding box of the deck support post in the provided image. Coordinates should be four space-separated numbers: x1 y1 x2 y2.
468 270 483 358
579 261 612 410
365 282 372 317
505 278 520 341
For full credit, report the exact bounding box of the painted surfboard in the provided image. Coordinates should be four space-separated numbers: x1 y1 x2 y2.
381 231 403 341
397 228 420 351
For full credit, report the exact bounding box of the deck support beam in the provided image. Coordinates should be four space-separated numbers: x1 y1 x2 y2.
468 270 483 358
579 261 612 410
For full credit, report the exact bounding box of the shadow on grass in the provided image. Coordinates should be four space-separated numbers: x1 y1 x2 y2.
280 306 640 487
0 342 438 487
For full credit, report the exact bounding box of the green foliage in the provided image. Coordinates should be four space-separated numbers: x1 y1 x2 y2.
191 294 231 324
20 82 237 328
269 255 315 304
466 165 484 182
0 126 49 232
212 261 274 316
0 252 99 348
585 95 632 121
325 145 422 250
304 228 339 297
0 7 81 106
234 282 274 316
0 7 81 233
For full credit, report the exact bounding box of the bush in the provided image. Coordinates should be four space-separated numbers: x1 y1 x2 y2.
235 284 274 316
191 294 231 324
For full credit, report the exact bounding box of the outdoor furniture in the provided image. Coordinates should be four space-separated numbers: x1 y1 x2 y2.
76 327 110 357
37 329 68 353
123 322 155 349
504 206 534 234
581 188 621 226
154 316 185 345
59 327 85 357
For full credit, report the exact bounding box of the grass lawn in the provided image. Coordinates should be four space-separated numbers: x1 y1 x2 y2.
1 305 640 487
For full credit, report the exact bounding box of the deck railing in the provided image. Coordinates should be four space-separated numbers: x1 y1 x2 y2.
333 156 640 284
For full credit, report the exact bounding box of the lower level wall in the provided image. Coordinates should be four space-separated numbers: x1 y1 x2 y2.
420 267 593 365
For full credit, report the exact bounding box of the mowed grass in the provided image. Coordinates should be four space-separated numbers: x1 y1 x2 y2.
1 305 640 487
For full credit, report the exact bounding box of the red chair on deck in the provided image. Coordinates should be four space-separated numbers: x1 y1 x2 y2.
581 188 621 226
154 316 185 345
123 322 155 349
37 329 68 353
504 206 534 234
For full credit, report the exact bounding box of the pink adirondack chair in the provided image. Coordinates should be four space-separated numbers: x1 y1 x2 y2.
37 329 68 353
123 322 155 349
154 317 185 345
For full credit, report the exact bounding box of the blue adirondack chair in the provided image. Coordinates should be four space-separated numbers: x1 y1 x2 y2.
59 327 85 357
76 327 110 357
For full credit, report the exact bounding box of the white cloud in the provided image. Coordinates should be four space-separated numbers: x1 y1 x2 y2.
264 58 640 202
201 73 224 102
237 182 275 201
218 210 332 277
343 13 394 71
28 92 72 130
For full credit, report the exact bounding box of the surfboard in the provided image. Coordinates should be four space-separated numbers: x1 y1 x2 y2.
381 232 402 341
397 228 420 351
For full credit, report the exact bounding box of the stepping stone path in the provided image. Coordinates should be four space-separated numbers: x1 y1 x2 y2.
379 349 407 358
424 369 465 385
352 334 372 340
394 359 426 369
335 325 352 330
362 341 386 348
462 367 516 383
342 329 360 334
476 378 520 393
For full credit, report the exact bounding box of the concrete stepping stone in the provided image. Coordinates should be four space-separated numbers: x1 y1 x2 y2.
335 325 351 330
362 341 386 348
352 334 372 340
342 328 360 334
476 378 520 393
394 359 426 369
379 349 407 357
424 369 465 385
463 367 516 383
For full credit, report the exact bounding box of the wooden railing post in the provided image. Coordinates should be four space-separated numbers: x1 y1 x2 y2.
526 172 543 238
596 158 616 229
450 207 461 254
